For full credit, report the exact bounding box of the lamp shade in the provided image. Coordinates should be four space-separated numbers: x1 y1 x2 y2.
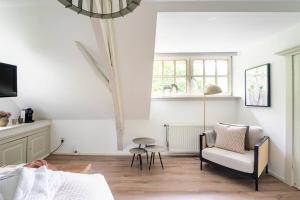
204 84 222 95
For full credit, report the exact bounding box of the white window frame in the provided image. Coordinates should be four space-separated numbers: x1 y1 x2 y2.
152 55 233 98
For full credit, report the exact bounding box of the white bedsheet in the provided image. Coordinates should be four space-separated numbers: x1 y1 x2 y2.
0 166 114 200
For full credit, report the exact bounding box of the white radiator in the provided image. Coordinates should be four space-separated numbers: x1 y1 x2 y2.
165 124 204 153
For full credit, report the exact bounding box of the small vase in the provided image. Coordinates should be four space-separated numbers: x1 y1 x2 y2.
0 117 9 127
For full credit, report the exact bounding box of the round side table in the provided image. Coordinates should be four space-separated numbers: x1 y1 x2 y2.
145 145 166 170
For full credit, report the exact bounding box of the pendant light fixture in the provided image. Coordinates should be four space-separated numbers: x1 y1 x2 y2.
57 0 141 19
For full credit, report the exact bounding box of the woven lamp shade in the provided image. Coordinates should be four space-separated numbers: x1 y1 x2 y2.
58 0 141 19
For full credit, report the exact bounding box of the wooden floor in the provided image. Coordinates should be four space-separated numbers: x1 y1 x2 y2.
46 155 300 200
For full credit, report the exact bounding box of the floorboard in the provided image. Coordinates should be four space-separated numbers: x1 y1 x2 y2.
46 155 300 200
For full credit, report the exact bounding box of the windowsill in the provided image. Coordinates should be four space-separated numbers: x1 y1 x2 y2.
151 95 241 101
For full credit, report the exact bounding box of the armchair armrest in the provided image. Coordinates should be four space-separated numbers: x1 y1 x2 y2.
199 132 209 159
254 136 269 178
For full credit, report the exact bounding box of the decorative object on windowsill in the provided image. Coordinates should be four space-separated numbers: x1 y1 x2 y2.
57 0 141 19
203 84 222 131
245 64 271 107
0 111 11 127
163 84 178 95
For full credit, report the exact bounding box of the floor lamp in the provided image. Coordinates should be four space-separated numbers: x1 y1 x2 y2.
203 84 222 131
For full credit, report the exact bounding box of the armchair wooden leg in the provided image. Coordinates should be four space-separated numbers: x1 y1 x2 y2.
255 178 259 191
266 165 268 174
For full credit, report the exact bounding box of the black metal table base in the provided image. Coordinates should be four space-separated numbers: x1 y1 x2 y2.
149 152 164 171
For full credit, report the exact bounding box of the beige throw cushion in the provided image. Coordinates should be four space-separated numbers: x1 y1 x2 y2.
246 126 264 150
215 123 247 154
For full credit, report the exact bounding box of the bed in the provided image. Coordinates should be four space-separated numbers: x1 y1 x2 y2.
0 165 114 200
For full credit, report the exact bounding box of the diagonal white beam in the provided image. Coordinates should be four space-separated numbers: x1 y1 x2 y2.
75 41 110 89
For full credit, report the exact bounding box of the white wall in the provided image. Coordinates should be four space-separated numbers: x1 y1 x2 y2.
0 98 20 119
233 22 300 181
0 0 114 120
51 99 239 154
123 99 239 148
0 1 116 153
51 120 120 155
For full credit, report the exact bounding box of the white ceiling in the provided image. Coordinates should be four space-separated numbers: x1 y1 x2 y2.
155 12 300 53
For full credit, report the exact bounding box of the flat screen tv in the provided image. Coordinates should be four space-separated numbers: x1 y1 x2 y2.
0 63 17 97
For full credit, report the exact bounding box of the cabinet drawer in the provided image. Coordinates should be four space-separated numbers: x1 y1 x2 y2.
27 129 50 162
0 138 27 166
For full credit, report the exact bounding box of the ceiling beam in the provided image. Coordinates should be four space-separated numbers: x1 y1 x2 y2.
91 0 125 150
75 41 110 88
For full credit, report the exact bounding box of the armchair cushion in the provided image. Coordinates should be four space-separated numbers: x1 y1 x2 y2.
247 126 264 150
202 147 254 173
215 123 247 153
204 130 216 147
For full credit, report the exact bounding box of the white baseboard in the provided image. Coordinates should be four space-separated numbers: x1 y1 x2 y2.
51 152 131 156
51 152 188 156
268 169 287 184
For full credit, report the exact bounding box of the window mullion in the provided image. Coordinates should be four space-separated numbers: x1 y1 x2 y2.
203 59 206 94
187 58 191 95
174 60 176 84
215 59 218 86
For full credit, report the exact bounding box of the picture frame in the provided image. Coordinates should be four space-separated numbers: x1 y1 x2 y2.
245 64 271 107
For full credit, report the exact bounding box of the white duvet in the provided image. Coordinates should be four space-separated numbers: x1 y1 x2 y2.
0 166 114 200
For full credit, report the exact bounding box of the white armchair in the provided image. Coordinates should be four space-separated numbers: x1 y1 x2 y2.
199 126 269 191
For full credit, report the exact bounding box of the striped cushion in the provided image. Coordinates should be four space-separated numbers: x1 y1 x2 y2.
215 123 247 154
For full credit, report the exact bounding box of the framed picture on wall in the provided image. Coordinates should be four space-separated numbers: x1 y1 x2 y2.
245 64 271 107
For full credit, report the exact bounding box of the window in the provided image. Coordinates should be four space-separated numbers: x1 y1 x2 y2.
152 60 188 95
152 56 232 97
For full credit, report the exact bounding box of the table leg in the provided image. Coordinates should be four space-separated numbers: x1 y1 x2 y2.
131 154 135 167
152 153 155 165
139 154 142 170
158 152 164 170
149 152 153 171
146 152 149 164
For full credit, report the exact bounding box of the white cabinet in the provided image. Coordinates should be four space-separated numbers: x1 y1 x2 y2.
0 138 27 166
0 121 51 166
27 129 50 162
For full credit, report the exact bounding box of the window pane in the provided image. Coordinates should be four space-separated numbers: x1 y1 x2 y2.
217 77 228 93
176 78 187 94
162 78 176 95
217 60 228 75
205 77 216 85
176 61 187 76
152 78 163 94
191 77 203 94
205 60 216 76
193 60 203 76
163 61 174 76
162 77 174 87
153 61 162 76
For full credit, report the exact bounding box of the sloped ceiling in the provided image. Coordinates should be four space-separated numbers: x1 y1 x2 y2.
113 2 157 119
0 0 114 119
155 12 300 52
